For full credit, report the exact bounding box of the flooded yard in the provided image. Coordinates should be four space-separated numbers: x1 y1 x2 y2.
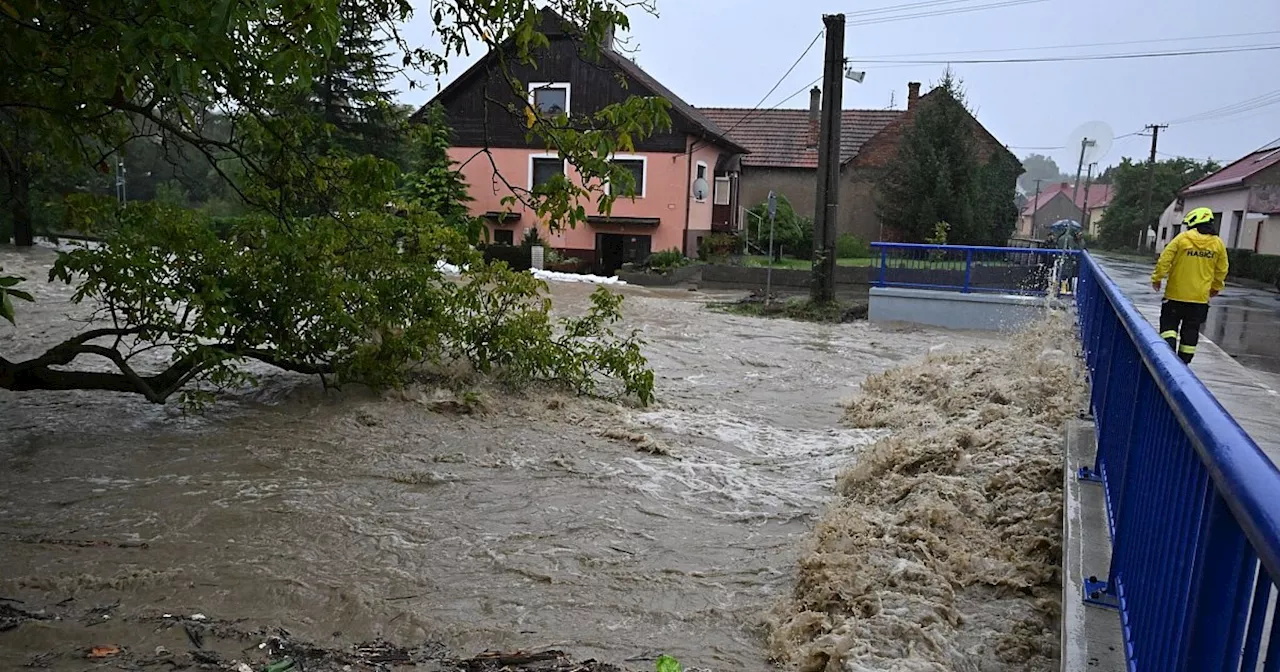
0 244 1002 671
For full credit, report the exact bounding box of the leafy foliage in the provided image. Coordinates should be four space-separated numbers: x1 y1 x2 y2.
655 655 682 672
876 70 1020 245
1096 157 1221 249
0 0 665 406
698 233 740 262
1225 249 1280 287
645 248 689 273
0 268 35 325
746 193 813 259
399 104 482 243
835 233 872 259
1018 153 1072 194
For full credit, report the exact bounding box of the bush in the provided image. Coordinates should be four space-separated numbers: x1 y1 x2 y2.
646 248 689 274
1226 249 1280 285
698 233 740 262
745 194 814 259
835 233 872 259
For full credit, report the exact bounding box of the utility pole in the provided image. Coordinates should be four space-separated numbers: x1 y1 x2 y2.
1072 136 1095 208
811 13 845 303
1081 163 1096 235
1139 124 1168 253
1030 178 1043 240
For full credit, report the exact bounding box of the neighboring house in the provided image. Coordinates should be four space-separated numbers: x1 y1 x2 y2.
414 8 747 273
700 82 1019 243
1016 182 1114 240
1155 147 1280 255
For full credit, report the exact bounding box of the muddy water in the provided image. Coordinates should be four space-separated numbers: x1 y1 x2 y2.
0 245 995 670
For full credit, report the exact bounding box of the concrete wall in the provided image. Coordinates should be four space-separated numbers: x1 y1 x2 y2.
869 286 1054 331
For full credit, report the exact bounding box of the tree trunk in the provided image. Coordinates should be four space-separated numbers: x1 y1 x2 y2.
9 158 34 247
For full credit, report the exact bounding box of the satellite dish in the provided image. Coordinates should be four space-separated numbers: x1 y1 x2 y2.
692 176 709 200
1065 121 1114 166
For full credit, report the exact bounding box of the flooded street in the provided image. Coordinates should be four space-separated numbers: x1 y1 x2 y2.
0 245 997 671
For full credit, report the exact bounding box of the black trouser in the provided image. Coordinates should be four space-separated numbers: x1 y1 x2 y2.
1159 299 1209 364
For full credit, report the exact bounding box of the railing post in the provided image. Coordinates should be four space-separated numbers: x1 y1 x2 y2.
963 249 973 293
1182 492 1252 670
878 248 887 287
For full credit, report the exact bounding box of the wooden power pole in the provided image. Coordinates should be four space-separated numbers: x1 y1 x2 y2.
811 13 845 303
1139 124 1168 252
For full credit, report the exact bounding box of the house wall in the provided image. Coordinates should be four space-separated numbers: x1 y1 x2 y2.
1162 191 1251 250
1019 194 1081 241
448 136 716 260
736 167 817 223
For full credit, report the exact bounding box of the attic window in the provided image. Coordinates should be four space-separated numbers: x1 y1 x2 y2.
529 82 570 116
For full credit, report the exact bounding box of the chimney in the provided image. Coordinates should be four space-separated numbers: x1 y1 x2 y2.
907 82 921 110
1060 181 1071 190
807 86 821 149
602 25 615 52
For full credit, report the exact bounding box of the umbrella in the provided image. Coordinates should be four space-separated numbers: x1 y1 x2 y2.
1049 219 1082 234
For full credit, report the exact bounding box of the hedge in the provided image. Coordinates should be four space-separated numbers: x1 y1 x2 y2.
1226 249 1280 286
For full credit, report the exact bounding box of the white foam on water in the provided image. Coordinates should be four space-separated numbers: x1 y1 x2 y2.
595 408 883 521
531 269 626 285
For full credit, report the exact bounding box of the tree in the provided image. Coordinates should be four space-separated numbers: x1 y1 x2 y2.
1096 157 1221 249
745 194 814 259
399 104 481 243
876 69 1021 245
1018 153 1071 194
308 0 404 164
0 0 666 406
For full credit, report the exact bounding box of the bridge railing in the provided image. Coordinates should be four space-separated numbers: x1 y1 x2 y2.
1076 251 1280 670
870 242 1079 295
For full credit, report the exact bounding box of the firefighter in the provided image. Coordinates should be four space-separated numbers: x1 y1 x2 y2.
1150 207 1229 364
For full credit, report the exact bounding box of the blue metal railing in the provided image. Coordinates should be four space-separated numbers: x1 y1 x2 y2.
870 242 1080 295
1076 250 1280 670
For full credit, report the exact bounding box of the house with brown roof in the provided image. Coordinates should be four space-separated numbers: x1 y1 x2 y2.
1017 182 1115 240
700 82 1018 243
1155 145 1280 255
415 8 747 273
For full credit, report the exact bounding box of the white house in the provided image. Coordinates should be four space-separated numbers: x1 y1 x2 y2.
1156 146 1280 255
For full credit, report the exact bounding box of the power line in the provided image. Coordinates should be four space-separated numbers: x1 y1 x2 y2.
1164 89 1280 125
845 0 1047 27
848 42 1280 64
848 30 1280 59
845 0 993 18
716 30 824 140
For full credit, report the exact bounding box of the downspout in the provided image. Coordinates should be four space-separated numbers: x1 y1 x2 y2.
682 137 694 257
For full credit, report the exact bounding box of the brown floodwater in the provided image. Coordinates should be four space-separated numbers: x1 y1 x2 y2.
0 243 996 670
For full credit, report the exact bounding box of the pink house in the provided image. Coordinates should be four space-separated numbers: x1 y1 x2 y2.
412 8 747 274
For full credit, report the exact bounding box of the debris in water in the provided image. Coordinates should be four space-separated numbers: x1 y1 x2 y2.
600 427 676 457
768 311 1084 671
87 645 121 658
189 612 208 621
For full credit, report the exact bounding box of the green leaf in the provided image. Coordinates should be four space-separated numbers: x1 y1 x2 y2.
1 292 14 325
655 655 682 672
7 290 35 303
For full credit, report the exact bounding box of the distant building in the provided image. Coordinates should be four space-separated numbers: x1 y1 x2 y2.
1016 182 1114 241
1155 147 1280 255
700 82 1019 243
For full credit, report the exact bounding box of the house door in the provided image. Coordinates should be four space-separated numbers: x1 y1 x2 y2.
596 233 651 275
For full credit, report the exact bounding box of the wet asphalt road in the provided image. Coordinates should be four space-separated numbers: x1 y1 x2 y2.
1093 254 1280 387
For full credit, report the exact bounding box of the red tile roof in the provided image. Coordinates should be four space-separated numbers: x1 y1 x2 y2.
697 107 903 169
1182 147 1280 195
1020 182 1114 216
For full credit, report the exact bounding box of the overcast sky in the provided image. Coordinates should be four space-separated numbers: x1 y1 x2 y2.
395 0 1280 175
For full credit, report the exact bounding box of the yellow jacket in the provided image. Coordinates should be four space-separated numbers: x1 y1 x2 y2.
1151 229 1229 304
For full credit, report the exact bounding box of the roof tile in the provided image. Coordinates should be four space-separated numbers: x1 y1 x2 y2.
698 108 903 169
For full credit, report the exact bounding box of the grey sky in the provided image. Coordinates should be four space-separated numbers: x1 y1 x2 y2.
395 0 1280 174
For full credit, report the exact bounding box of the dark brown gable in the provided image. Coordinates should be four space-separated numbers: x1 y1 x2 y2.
414 11 745 155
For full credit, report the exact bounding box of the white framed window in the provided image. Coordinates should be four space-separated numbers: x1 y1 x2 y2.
606 154 647 198
713 176 731 205
528 82 571 116
695 161 708 181
529 153 565 190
